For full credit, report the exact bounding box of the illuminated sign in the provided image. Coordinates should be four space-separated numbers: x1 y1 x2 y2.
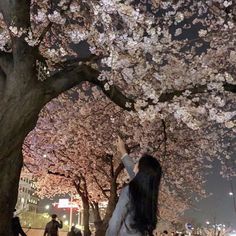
58 199 79 209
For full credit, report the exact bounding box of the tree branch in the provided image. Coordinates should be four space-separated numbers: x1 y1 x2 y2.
87 76 236 112
43 64 99 103
47 170 70 179
93 175 109 199
158 83 236 103
38 22 53 45
44 59 236 114
1 0 36 73
73 181 84 197
86 76 134 111
37 0 73 46
114 163 124 179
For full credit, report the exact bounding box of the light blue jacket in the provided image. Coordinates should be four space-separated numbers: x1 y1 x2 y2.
105 155 142 236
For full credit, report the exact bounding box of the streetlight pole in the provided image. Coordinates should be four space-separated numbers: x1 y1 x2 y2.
69 196 73 230
230 180 236 214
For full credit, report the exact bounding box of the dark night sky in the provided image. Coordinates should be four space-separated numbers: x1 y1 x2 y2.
184 161 236 227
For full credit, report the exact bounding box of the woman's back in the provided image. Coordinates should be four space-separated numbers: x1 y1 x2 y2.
106 185 142 236
106 137 162 236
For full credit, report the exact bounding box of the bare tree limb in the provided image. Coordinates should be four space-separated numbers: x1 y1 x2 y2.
38 22 53 45
43 64 98 103
47 170 70 178
93 175 109 199
114 163 124 179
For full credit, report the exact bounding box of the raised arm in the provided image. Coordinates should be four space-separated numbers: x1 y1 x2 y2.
116 136 135 179
58 219 63 229
122 154 135 179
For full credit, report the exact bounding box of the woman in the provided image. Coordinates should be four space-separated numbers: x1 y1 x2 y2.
11 209 27 236
106 137 162 236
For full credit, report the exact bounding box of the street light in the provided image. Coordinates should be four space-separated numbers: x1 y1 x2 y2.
45 205 50 210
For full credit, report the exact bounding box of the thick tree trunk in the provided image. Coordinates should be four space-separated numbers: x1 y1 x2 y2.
0 80 45 235
82 198 91 236
94 180 119 236
91 202 103 235
0 146 23 236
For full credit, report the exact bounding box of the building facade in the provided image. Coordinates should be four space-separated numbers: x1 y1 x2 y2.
16 175 39 213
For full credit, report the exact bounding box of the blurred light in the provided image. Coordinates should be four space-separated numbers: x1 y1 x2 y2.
206 221 210 225
64 220 69 225
43 154 47 158
229 192 233 196
75 225 83 230
63 215 67 219
45 205 50 210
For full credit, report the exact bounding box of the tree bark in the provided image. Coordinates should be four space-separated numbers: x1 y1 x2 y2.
82 197 91 236
94 180 119 236
0 89 45 235
91 202 102 232
0 49 47 234
0 146 23 236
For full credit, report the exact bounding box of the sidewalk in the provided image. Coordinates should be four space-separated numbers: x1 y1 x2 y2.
23 228 68 236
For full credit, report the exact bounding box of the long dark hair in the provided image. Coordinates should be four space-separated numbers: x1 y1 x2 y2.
129 154 162 236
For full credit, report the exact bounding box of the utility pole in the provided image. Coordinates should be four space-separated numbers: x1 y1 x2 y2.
69 196 73 230
230 180 236 214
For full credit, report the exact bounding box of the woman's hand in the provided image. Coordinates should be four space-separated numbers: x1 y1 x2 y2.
116 136 127 158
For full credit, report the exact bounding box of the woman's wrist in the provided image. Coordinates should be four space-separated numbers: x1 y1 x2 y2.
121 152 128 159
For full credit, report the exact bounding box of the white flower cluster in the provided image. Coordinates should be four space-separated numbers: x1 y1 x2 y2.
25 30 39 46
223 1 232 7
0 30 10 51
70 2 80 13
198 29 207 37
9 26 26 37
174 106 200 130
68 30 88 43
48 11 66 25
34 10 47 23
209 109 236 124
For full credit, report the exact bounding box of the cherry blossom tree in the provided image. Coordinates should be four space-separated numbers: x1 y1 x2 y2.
24 87 235 235
0 0 235 234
